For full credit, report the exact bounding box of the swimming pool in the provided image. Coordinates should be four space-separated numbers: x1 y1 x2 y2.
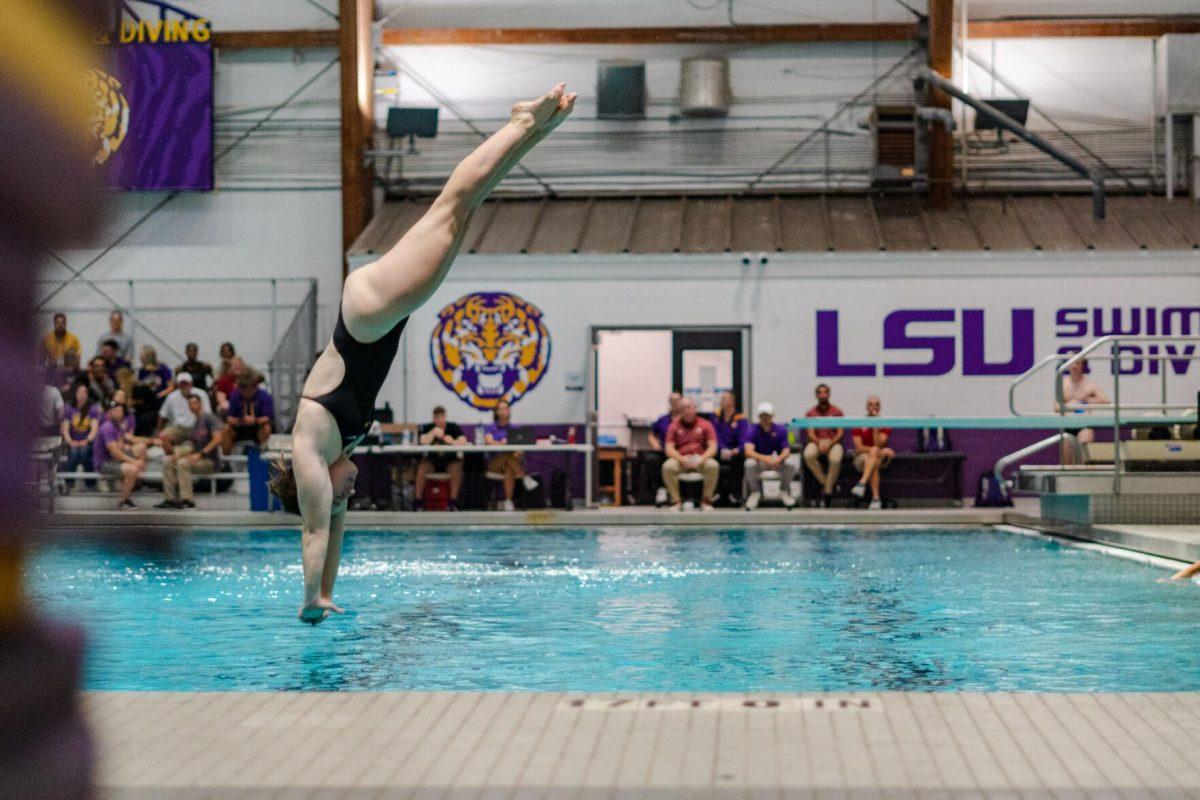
28 526 1200 692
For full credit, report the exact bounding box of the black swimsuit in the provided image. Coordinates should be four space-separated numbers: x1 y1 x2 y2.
303 308 408 450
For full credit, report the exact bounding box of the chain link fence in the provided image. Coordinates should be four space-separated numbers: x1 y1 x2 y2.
268 282 318 432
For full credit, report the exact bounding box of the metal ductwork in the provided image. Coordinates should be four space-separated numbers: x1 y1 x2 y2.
915 67 1107 219
680 57 731 118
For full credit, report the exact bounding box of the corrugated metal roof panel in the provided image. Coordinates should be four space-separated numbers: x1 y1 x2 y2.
578 198 638 253
681 196 733 254
966 197 1033 251
1110 196 1191 249
874 195 930 252
729 196 778 252
475 199 545 254
924 204 983 251
629 197 686 253
1157 200 1200 248
1054 195 1138 250
349 193 1198 259
826 196 880 251
1011 196 1086 251
777 197 831 251
461 202 498 254
527 198 591 254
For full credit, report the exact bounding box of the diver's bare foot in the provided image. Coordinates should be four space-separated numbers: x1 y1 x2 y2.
511 83 566 130
298 598 344 625
541 92 577 133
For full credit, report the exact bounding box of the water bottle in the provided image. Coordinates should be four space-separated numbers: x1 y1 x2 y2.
475 423 484 445
567 426 576 444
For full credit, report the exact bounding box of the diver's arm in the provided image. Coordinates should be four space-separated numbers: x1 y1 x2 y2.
1170 560 1200 581
321 505 347 600
294 438 333 609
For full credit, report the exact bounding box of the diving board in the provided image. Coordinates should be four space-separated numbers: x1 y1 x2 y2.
788 414 1197 430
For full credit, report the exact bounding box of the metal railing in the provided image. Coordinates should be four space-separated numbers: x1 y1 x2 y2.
268 281 318 433
1006 334 1200 494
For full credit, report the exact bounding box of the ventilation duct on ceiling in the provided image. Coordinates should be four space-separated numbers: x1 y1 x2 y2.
680 58 730 118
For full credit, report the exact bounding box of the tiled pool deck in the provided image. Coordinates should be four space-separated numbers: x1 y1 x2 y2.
88 690 1200 799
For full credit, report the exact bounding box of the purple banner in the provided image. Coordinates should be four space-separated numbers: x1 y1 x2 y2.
101 43 213 191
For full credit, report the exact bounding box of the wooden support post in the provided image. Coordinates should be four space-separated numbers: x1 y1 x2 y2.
927 0 955 209
340 0 375 277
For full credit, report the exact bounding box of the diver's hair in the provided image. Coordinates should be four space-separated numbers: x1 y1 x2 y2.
267 456 300 515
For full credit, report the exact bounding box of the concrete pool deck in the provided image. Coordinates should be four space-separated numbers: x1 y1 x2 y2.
87 690 1200 799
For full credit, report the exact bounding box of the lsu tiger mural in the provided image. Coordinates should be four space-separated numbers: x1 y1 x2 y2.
430 292 552 410
87 68 130 166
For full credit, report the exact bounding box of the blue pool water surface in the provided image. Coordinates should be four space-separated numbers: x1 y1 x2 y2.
28 526 1200 692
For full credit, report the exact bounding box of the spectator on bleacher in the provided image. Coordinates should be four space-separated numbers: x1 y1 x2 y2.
50 349 84 398
137 345 173 399
218 341 235 376
213 355 262 415
60 383 99 492
1059 358 1111 463
803 383 845 507
98 338 131 381
95 309 133 363
712 391 748 507
177 343 214 392
647 392 683 452
415 405 467 510
156 393 224 510
84 356 116 404
40 374 63 436
641 392 683 506
40 313 80 369
157 372 213 452
743 401 795 510
850 395 894 510
94 400 148 510
662 397 719 512
485 399 537 511
222 374 274 453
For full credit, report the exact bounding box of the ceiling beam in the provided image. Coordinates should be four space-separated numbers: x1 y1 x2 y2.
212 29 338 48
340 0 375 277
382 23 920 46
926 0 954 210
968 16 1200 38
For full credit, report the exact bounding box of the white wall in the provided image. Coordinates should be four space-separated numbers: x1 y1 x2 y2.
376 250 1200 425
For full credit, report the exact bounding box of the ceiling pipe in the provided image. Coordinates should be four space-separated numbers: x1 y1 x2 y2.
914 66 1106 219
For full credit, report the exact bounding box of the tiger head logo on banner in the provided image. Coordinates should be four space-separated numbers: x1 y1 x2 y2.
430 292 551 410
87 68 130 165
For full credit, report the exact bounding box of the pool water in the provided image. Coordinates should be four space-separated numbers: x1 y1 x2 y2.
28 526 1200 692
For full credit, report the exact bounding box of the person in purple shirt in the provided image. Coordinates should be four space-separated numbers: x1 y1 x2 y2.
136 345 173 400
59 383 99 492
223 374 275 452
647 392 683 452
94 400 149 509
742 401 796 510
484 398 538 511
710 391 748 506
98 338 132 382
641 392 683 506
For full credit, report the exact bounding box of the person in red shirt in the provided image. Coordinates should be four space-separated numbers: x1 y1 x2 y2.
662 397 719 511
850 395 894 509
803 383 844 506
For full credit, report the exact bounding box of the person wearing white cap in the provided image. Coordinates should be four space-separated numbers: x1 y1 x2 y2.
742 401 795 510
155 371 213 452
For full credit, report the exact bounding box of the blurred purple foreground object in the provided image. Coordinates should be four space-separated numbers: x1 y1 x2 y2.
0 1 109 798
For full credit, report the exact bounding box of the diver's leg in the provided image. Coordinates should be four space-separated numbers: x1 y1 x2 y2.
342 86 576 337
